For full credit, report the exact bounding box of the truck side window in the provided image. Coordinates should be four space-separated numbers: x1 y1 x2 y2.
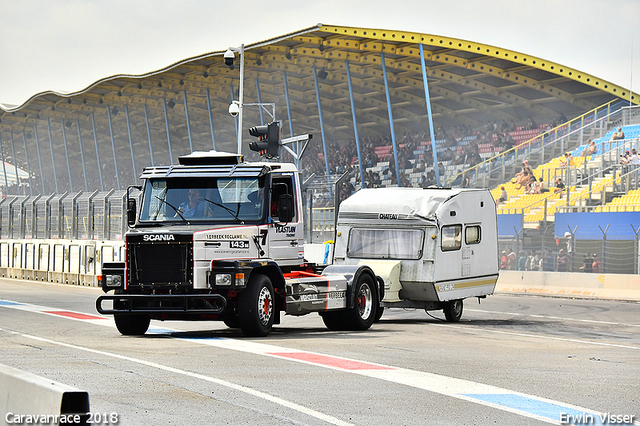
465 225 481 245
441 225 462 251
271 176 296 221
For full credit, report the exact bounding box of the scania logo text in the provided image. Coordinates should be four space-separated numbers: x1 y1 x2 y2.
143 234 175 242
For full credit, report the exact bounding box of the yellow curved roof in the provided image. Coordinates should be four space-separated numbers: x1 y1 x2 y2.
0 24 636 192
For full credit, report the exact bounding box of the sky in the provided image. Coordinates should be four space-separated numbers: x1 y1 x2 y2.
1 0 638 108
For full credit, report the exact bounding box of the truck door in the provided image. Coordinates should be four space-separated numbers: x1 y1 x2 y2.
268 174 304 263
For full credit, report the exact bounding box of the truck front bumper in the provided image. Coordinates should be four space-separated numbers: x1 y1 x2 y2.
96 293 226 315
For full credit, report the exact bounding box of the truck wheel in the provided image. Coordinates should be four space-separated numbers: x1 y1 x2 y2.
114 314 150 336
238 274 274 337
374 306 384 323
223 316 241 329
320 311 346 331
345 274 377 330
443 299 463 322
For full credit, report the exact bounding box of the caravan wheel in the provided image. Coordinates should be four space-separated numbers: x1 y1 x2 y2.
443 299 463 322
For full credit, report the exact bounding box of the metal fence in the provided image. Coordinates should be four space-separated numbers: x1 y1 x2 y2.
499 228 640 275
0 190 127 241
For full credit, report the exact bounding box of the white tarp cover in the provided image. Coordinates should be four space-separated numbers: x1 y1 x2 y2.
339 187 467 222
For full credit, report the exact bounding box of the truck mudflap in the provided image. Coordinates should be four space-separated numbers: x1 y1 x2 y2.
96 293 226 315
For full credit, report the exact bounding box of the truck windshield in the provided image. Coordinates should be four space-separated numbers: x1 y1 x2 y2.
139 177 264 223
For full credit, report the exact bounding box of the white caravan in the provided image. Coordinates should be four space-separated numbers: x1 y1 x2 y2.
332 187 499 321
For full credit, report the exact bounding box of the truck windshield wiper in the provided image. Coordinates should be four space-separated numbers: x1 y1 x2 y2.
154 195 188 223
203 198 243 223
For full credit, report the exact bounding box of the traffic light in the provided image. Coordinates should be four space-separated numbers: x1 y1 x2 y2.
249 121 281 158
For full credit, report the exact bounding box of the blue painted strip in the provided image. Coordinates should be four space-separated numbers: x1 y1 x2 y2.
147 328 178 335
0 301 21 306
462 394 622 425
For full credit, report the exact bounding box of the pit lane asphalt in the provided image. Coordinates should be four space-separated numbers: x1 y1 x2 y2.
0 278 637 425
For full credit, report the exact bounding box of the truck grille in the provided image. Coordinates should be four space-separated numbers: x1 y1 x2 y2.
128 242 192 285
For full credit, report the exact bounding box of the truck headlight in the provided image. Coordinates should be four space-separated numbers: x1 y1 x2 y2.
105 274 122 287
215 274 232 286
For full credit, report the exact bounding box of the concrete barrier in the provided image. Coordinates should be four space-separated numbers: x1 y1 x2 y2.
496 270 640 301
0 363 89 426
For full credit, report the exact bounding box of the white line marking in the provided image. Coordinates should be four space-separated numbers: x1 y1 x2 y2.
467 308 640 327
0 327 354 426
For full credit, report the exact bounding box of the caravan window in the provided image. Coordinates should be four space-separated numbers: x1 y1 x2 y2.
347 228 424 260
441 225 462 251
465 225 482 244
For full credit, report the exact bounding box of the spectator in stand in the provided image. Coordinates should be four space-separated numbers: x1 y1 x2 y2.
513 161 532 188
531 177 546 195
559 152 573 167
580 253 593 273
621 150 630 167
531 251 541 271
525 251 533 270
543 249 555 271
500 251 509 270
517 250 527 271
498 186 508 203
629 149 640 165
564 232 574 272
582 139 597 157
515 171 531 190
460 175 470 188
591 253 601 273
526 116 537 131
611 126 625 141
556 249 568 272
508 250 517 270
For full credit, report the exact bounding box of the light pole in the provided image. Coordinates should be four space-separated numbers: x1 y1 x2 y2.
225 44 245 155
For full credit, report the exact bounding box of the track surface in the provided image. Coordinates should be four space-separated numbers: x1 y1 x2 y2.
0 279 638 425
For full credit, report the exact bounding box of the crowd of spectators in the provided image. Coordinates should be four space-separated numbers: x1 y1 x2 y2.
298 117 547 202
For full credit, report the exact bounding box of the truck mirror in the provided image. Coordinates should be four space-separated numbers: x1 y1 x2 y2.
278 194 294 222
127 199 137 226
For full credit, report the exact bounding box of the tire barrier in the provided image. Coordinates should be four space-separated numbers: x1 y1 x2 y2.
0 363 89 425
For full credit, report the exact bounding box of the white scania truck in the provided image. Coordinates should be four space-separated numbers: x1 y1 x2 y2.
96 151 383 337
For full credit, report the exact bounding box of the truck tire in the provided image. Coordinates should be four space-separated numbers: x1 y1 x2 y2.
223 316 241 329
344 273 377 330
374 306 384 323
114 314 150 336
443 299 463 322
320 311 346 330
238 274 274 337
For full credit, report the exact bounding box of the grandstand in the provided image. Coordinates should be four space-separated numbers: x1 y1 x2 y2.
0 24 639 274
